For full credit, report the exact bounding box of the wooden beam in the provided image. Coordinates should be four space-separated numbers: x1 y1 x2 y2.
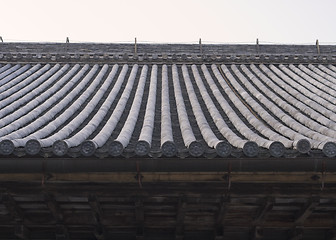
176 235 184 240
88 194 103 223
215 195 230 238
135 197 144 239
136 235 145 240
55 225 69 240
295 197 319 226
176 195 186 239
94 225 106 240
327 230 336 240
44 193 63 222
88 195 107 240
2 193 24 221
288 227 303 240
253 197 274 225
326 215 336 240
2 181 333 197
249 226 263 240
288 234 303 240
216 195 230 225
249 197 274 239
14 223 29 240
2 172 336 184
2 195 29 239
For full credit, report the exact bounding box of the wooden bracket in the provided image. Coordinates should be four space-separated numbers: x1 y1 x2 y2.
295 197 319 226
45 193 63 222
253 197 274 225
2 193 24 222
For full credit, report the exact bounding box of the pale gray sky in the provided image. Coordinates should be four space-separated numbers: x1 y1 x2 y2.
1 0 336 44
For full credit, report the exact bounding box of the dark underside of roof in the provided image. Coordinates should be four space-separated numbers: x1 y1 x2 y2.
0 178 336 240
1 43 336 239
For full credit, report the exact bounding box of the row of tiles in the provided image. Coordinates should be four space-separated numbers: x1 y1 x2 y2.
0 63 336 158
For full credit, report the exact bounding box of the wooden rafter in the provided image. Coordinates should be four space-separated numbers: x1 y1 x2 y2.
176 195 186 239
295 197 319 226
55 224 69 240
253 197 274 225
44 193 63 222
288 227 304 240
2 193 24 222
215 194 230 239
249 226 263 240
249 197 274 239
135 197 144 239
0 181 335 239
14 223 29 240
88 194 106 240
327 230 336 240
88 194 103 220
94 225 106 240
326 214 336 240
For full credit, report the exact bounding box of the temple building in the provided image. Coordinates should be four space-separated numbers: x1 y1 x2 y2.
0 42 336 239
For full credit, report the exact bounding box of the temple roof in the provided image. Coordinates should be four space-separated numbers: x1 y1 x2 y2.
1 43 336 159
1 42 336 240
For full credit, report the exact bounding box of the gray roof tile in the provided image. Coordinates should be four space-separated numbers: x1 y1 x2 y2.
1 44 336 158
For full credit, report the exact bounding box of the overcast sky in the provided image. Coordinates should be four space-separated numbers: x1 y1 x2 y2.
1 0 336 44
